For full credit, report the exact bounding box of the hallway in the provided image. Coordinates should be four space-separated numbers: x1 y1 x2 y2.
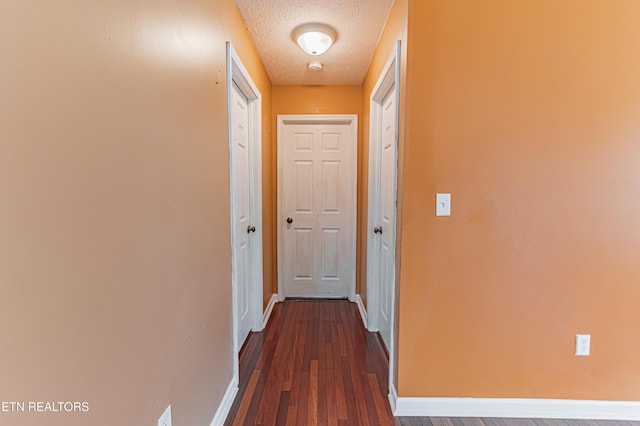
224 299 395 425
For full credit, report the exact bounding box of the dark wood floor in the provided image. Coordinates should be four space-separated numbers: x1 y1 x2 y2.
224 300 638 426
225 299 393 425
395 420 639 426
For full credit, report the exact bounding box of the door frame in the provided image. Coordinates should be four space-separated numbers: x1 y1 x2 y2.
277 114 358 302
226 43 264 380
366 40 400 396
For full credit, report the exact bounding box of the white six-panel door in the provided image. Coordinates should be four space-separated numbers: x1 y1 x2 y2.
227 42 264 389
278 116 357 299
231 82 253 347
377 87 397 349
367 42 400 355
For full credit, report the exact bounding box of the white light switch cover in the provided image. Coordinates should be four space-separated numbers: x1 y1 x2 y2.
436 193 451 216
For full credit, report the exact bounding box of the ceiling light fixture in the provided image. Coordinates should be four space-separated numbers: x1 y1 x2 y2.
293 23 337 56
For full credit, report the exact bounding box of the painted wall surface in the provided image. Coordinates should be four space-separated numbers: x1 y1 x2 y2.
0 1 270 425
397 0 640 399
271 85 363 299
361 0 409 388
272 85 363 116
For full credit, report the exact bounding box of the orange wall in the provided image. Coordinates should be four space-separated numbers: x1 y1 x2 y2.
397 0 640 399
272 85 363 116
0 1 271 424
271 85 363 298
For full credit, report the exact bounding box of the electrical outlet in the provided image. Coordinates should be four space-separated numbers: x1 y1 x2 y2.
158 405 172 426
575 334 591 356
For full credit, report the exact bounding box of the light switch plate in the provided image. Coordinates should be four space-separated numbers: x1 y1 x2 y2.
436 193 451 216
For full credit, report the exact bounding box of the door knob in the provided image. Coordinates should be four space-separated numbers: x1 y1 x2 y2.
286 217 293 224
373 226 382 234
247 225 256 233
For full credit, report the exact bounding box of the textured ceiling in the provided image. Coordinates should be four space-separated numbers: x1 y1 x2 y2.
234 0 393 85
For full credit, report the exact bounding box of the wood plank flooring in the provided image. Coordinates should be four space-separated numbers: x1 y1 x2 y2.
224 299 639 426
225 299 393 425
396 420 640 426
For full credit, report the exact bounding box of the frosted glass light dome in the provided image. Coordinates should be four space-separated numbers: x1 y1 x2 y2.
293 24 336 56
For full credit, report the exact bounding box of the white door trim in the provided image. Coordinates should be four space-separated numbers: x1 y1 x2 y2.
226 43 264 383
366 40 401 400
277 114 358 302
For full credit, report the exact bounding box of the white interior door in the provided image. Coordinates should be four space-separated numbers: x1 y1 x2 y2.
376 87 397 350
367 42 400 354
231 82 253 348
279 116 357 299
227 42 264 384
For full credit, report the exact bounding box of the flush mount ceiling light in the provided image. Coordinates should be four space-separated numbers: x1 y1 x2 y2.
293 23 337 56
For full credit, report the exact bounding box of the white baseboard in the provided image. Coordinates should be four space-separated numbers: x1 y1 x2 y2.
355 294 367 329
393 396 640 421
263 294 278 329
209 375 238 426
389 383 398 414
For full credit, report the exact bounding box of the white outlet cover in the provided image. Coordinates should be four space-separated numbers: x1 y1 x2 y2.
575 334 591 356
158 405 172 426
436 193 451 217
